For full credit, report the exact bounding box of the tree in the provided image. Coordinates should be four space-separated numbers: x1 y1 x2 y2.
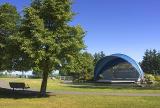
12 0 85 96
93 51 106 65
141 49 160 75
12 7 58 95
60 51 94 82
79 52 94 81
0 3 20 70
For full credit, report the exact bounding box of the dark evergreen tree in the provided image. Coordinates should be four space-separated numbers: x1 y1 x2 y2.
141 49 160 75
93 51 106 65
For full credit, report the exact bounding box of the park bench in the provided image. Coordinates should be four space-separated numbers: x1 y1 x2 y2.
9 82 30 91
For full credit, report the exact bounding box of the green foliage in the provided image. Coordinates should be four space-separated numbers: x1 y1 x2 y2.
32 0 73 30
31 0 42 10
141 49 160 74
0 3 19 37
93 51 106 65
32 71 42 78
7 0 86 95
13 7 60 73
144 74 156 85
77 52 94 81
155 75 160 82
0 0 86 96
0 3 20 70
60 52 94 81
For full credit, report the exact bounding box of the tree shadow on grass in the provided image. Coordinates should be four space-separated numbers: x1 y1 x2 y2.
0 87 54 99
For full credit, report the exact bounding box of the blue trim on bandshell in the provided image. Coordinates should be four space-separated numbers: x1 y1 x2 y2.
94 54 144 81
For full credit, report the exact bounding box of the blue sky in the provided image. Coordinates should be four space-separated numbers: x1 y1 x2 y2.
1 0 160 62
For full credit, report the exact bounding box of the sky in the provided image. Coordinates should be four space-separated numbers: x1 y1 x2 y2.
0 0 160 62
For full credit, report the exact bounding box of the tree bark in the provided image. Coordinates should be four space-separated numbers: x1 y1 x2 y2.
40 70 49 96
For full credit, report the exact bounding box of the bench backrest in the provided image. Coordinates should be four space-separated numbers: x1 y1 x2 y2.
9 82 25 88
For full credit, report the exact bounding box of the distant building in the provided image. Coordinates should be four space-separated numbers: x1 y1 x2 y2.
0 70 33 78
0 70 59 78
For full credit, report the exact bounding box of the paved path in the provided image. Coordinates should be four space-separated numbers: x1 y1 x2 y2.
1 80 160 97
0 80 10 88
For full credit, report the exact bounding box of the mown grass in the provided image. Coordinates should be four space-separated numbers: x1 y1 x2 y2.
0 78 160 108
1 78 160 93
0 94 160 108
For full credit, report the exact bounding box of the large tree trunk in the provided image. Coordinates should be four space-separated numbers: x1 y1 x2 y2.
40 71 49 96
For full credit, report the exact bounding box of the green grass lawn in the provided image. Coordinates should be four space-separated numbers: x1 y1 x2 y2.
1 78 160 93
0 94 160 108
0 78 160 108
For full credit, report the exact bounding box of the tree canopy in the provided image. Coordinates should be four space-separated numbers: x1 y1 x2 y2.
7 0 86 96
60 51 94 81
93 51 106 65
0 3 20 70
141 49 160 75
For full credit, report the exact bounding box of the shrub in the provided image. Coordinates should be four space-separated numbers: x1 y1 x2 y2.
155 75 160 82
144 74 156 85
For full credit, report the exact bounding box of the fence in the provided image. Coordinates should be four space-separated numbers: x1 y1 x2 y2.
59 76 73 81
